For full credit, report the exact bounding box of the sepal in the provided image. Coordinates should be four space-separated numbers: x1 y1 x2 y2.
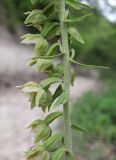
24 10 47 26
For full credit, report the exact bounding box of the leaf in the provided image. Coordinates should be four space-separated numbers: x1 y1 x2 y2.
71 124 99 139
76 1 93 9
36 59 52 71
40 77 62 89
41 22 59 40
46 42 59 56
68 27 85 44
34 38 49 55
21 34 41 44
51 147 72 160
25 10 47 25
45 26 60 40
70 58 109 69
45 112 63 125
64 13 93 23
43 2 54 16
66 0 92 10
44 134 63 151
51 92 68 108
66 0 83 10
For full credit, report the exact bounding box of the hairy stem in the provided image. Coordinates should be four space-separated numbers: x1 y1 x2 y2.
59 0 73 159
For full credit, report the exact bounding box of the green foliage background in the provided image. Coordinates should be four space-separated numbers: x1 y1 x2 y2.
71 79 116 160
72 81 116 144
73 13 116 68
1 0 32 29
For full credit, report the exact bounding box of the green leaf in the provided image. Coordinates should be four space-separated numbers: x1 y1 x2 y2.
43 2 54 16
44 134 63 151
66 0 92 10
45 112 63 125
64 13 93 23
46 42 59 56
76 1 93 9
40 77 62 89
68 27 85 44
36 59 52 71
71 124 99 139
52 147 72 160
34 38 49 55
66 0 83 10
25 10 47 25
21 34 41 44
70 58 109 69
51 92 68 108
41 22 59 40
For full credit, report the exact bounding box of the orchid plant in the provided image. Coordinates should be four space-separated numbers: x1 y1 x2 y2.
18 0 108 159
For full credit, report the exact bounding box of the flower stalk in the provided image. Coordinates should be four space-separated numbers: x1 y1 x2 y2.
59 0 73 158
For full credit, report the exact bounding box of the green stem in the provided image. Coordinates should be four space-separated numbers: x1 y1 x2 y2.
59 0 73 159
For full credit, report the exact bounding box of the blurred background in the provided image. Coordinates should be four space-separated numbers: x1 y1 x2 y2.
0 0 116 160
